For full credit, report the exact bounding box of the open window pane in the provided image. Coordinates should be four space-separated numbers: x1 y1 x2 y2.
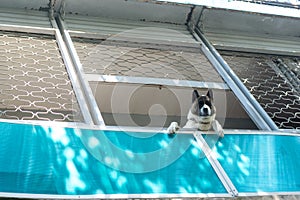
64 15 258 129
89 83 257 129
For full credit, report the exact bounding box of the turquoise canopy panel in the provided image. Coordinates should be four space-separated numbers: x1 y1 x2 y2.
211 134 300 193
0 122 226 195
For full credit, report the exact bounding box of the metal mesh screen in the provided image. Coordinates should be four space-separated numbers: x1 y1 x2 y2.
73 38 224 83
0 31 83 122
220 51 300 129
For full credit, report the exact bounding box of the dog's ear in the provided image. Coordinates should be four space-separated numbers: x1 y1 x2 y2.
206 89 213 101
192 90 200 103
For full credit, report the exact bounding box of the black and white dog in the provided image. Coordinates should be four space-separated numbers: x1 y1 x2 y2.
167 89 224 137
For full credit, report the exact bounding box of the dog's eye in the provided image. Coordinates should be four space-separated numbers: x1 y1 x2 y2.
205 101 211 106
198 101 204 107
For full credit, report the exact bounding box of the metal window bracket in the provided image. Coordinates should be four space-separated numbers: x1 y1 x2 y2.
0 191 231 199
193 131 238 197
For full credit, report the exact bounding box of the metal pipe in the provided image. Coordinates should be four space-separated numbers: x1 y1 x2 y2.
0 118 298 136
193 131 238 197
0 191 232 199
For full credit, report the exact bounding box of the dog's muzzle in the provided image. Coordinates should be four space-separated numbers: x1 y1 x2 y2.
200 105 211 116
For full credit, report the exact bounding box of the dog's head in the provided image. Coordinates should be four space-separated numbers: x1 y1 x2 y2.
191 89 215 118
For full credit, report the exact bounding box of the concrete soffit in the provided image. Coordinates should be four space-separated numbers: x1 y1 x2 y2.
193 9 300 55
49 0 300 56
1 0 299 38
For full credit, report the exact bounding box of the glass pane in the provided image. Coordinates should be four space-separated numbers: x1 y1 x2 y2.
212 134 300 193
0 121 227 195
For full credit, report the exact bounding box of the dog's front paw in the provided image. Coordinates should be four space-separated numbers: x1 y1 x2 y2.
217 129 224 138
167 122 180 134
212 120 224 138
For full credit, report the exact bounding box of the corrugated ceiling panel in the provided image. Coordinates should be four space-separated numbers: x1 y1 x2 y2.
0 9 52 30
65 14 198 48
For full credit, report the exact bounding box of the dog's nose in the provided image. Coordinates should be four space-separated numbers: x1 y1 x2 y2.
203 107 208 114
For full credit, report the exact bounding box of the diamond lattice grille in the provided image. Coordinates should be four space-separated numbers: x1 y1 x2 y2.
220 51 300 129
0 31 83 122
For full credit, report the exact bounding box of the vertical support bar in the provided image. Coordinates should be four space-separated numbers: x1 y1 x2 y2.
50 19 94 125
193 131 238 197
56 16 105 126
191 27 278 131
